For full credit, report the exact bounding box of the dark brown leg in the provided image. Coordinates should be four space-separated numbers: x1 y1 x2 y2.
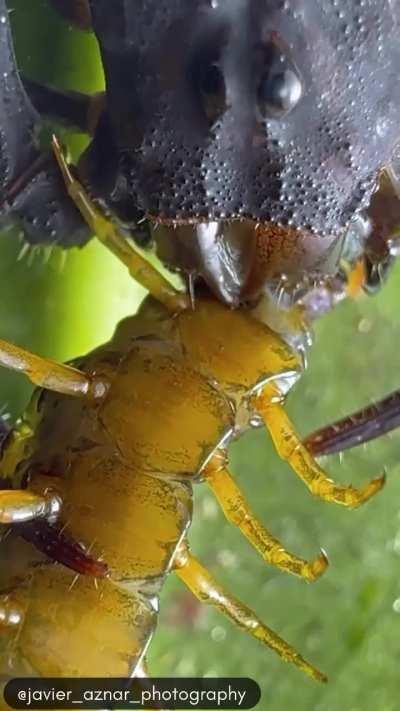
50 0 92 30
304 388 400 456
23 77 105 136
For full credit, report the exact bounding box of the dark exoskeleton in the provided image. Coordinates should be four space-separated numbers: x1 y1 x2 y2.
1 1 400 460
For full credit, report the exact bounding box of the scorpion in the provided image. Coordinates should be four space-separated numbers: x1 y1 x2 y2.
1 0 400 700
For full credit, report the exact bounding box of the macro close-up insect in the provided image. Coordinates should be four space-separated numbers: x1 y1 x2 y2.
2 1 400 710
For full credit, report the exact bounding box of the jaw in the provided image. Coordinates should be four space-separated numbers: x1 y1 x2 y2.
151 217 344 305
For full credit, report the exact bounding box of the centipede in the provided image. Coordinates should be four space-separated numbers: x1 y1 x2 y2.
0 139 389 693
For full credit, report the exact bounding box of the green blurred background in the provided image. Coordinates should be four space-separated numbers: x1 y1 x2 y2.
2 3 400 709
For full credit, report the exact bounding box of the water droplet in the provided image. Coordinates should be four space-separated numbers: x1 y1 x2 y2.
211 625 227 642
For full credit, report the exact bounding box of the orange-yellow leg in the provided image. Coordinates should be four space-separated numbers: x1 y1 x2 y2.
52 135 189 314
0 489 61 524
255 387 385 507
203 451 327 581
173 541 327 683
0 595 24 630
0 594 24 711
345 259 367 299
0 338 106 399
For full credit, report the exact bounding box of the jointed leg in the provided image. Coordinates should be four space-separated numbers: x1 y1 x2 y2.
0 338 107 399
0 418 9 449
50 0 92 31
304 387 400 456
23 77 105 136
52 136 189 314
0 490 61 525
0 593 25 696
0 595 24 630
255 386 385 507
173 541 326 683
203 451 327 581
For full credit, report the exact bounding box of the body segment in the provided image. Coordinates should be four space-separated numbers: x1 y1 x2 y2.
0 291 382 685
